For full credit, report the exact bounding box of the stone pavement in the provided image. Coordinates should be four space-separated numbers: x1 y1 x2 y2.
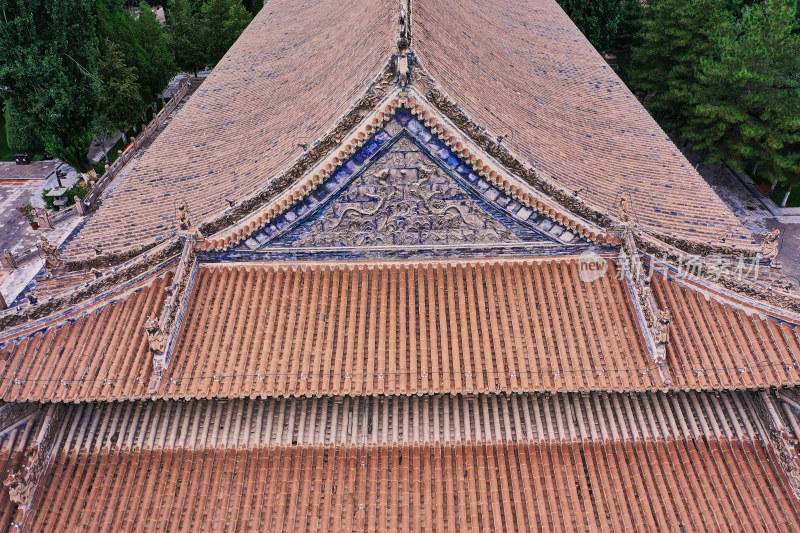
0 160 59 182
0 181 45 253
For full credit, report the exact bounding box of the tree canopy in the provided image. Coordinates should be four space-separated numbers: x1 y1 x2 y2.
685 0 800 184
200 0 252 67
0 0 100 170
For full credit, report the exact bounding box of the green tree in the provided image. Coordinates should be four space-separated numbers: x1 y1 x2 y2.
685 0 800 184
630 0 731 134
135 3 175 105
0 0 100 171
200 0 252 67
168 0 205 75
3 99 44 153
613 0 644 78
97 39 143 135
557 0 624 53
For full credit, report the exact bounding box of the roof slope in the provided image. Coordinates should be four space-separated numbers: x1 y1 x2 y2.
63 0 395 260
12 392 800 531
2 258 799 403
414 0 752 248
165 258 656 397
0 273 170 402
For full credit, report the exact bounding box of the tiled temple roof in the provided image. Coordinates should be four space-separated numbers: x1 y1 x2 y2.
62 0 395 260
414 0 753 249
5 391 799 531
652 274 800 389
166 258 656 396
0 273 171 402
2 258 799 403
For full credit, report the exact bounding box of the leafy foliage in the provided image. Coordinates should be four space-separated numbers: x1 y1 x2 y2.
0 0 100 171
135 2 174 102
200 0 252 67
556 0 624 53
629 0 731 134
97 39 144 132
168 0 205 75
3 98 44 153
684 0 800 184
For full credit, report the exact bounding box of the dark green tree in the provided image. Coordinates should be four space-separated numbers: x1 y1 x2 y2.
613 0 644 78
168 0 205 75
0 0 100 171
685 0 800 184
135 3 175 106
556 0 624 53
3 99 44 153
97 39 144 133
200 0 252 67
630 0 731 134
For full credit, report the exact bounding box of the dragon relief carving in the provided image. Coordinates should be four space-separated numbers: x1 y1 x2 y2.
292 140 519 247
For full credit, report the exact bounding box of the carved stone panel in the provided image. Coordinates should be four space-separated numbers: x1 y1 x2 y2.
290 137 519 247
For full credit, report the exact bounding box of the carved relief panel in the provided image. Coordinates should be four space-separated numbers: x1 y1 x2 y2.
290 137 519 247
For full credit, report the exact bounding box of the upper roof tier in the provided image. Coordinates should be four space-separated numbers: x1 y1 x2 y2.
63 0 753 261
62 0 396 259
414 0 751 248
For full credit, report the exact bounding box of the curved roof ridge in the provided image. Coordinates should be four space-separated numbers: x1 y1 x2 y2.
0 260 175 346
198 90 619 251
654 262 800 325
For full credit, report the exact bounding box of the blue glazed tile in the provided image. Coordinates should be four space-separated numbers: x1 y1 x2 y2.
352 149 369 165
343 160 358 175
456 164 471 176
496 195 511 207
374 130 391 144
306 193 320 206
264 225 277 236
284 211 297 223
476 179 490 192
295 203 309 216
516 206 532 220
396 110 412 125
324 179 339 192
506 201 521 214
484 188 500 201
446 154 461 169
362 139 379 157
407 119 423 134
437 147 451 160
418 129 432 143
466 172 479 183
274 217 288 230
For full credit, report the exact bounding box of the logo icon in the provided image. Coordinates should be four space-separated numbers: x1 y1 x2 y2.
578 251 608 283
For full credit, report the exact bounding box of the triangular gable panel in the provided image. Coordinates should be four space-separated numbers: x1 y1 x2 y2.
234 110 592 255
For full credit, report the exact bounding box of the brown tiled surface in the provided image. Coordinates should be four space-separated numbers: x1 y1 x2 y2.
63 0 394 260
3 258 800 403
5 391 799 531
0 273 171 402
24 439 797 532
0 423 38 532
165 258 657 397
414 0 753 249
652 274 800 389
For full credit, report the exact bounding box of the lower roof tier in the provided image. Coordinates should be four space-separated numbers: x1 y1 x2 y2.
2 391 799 531
1 256 799 402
